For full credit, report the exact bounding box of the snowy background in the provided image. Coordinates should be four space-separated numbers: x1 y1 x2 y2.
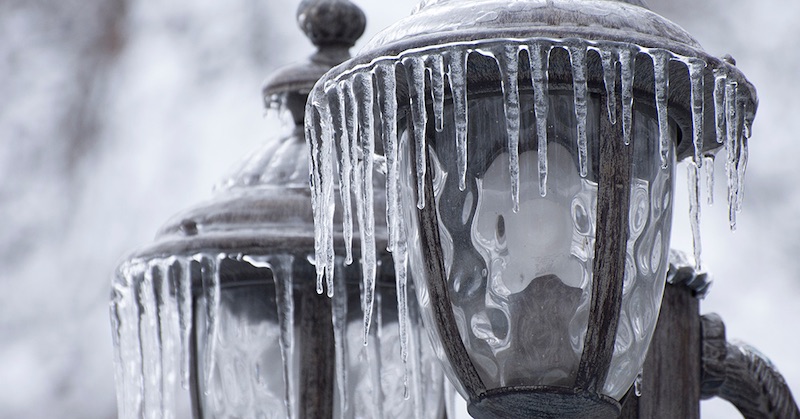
0 0 797 417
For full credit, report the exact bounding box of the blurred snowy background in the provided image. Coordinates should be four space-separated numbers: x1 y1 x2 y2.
0 0 797 417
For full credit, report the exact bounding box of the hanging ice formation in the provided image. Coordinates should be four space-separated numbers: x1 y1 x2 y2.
306 37 756 333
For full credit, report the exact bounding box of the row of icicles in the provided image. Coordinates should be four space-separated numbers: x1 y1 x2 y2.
305 37 753 372
112 253 435 418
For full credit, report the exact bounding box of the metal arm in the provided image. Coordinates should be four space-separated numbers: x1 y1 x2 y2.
701 313 800 419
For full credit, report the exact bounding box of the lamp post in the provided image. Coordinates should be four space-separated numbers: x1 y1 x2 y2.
304 0 799 417
110 1 444 418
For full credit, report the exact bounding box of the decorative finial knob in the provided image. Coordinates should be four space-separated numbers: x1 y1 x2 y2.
297 0 366 49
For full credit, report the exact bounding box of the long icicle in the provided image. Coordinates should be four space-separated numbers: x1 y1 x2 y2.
318 95 337 297
620 46 637 145
176 257 193 390
377 62 399 254
652 50 672 168
243 255 297 419
497 44 522 211
689 59 705 167
141 262 163 418
394 215 411 400
272 255 296 419
198 254 222 395
725 79 739 230
355 72 377 344
569 43 589 178
713 69 728 145
336 81 355 266
704 155 715 206
600 48 618 125
403 56 429 209
157 260 179 419
427 55 446 133
332 260 349 415
688 163 703 269
447 50 469 191
529 42 550 197
307 105 326 295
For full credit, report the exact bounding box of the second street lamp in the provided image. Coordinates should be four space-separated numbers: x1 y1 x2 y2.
304 0 761 417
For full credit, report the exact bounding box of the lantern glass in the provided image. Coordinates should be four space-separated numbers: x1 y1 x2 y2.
400 88 675 402
193 257 445 418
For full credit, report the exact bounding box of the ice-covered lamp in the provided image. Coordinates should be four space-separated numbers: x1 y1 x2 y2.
304 0 756 417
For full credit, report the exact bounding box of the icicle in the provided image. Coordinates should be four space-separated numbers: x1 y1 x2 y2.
198 254 222 395
619 47 637 146
403 56 429 209
408 305 425 419
634 370 644 397
336 82 355 266
528 42 550 197
725 79 739 230
393 220 411 400
688 163 703 270
569 43 589 178
176 257 193 390
713 69 728 145
273 256 296 419
307 105 327 295
355 72 377 344
496 44 522 211
652 50 671 168
688 59 705 167
109 283 126 418
446 50 469 191
318 96 337 297
367 290 385 417
244 255 296 419
140 263 164 417
734 95 748 215
112 265 144 419
427 55 446 133
157 260 179 419
600 48 618 125
704 155 715 206
332 261 349 415
376 63 399 253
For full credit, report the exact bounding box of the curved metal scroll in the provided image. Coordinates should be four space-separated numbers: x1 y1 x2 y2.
701 314 800 419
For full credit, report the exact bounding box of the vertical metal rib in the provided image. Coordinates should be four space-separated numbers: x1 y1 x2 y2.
415 137 486 401
575 94 632 392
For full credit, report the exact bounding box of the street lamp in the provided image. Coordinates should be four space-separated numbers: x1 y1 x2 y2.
110 1 444 418
302 0 786 417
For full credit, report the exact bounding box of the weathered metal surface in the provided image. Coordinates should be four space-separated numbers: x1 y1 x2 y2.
619 282 701 419
701 314 800 419
575 94 632 393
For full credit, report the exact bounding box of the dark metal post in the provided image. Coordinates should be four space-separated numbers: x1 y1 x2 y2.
619 282 701 418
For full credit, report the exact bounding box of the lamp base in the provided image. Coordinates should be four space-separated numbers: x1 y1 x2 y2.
467 386 621 419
